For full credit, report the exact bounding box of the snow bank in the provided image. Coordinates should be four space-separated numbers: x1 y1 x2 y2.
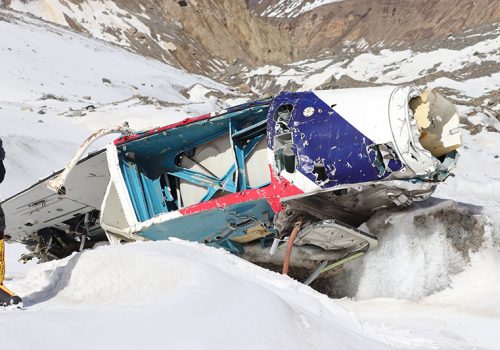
339 201 488 300
324 127 500 349
427 221 500 317
334 128 500 303
338 220 500 349
3 240 389 350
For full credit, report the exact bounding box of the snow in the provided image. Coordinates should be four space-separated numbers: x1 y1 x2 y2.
434 130 500 206
356 218 466 300
2 241 390 350
340 229 500 348
186 84 214 103
427 73 500 98
1 6 500 350
341 298 500 349
306 36 500 87
9 0 152 47
260 0 344 18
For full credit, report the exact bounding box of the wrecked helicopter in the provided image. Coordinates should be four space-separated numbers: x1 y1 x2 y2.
2 85 462 285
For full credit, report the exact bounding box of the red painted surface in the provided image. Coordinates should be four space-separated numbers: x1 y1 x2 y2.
113 102 305 217
114 113 212 145
179 166 303 216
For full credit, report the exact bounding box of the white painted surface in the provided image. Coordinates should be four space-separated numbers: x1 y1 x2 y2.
245 138 271 188
314 86 397 144
180 134 235 207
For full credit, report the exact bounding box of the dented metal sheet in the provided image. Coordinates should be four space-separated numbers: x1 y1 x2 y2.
268 91 404 188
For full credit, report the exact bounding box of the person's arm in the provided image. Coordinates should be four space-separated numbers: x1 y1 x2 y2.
0 161 4 184
0 139 5 183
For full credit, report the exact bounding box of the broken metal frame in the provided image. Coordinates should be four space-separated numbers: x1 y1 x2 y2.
47 123 133 195
303 251 365 286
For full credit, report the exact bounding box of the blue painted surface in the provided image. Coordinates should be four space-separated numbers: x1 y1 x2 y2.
117 102 271 222
267 92 403 188
119 104 270 179
139 172 167 217
120 160 150 222
118 92 408 252
138 199 275 254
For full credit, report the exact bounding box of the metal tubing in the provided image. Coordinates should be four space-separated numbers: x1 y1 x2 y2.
282 221 302 275
47 123 133 194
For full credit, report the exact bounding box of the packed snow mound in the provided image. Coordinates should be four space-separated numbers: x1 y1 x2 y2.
21 245 188 306
345 200 490 300
8 240 390 350
332 199 500 349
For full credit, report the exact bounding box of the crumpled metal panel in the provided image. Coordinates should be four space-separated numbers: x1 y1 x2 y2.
268 91 403 188
294 219 377 251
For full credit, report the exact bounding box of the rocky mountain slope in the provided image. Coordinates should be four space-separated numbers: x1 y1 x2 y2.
242 22 500 123
3 0 295 77
250 0 500 52
4 0 499 80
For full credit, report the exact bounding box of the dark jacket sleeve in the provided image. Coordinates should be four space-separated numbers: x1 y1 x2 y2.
0 138 5 183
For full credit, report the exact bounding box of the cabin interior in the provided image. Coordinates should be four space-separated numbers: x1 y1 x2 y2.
115 104 272 222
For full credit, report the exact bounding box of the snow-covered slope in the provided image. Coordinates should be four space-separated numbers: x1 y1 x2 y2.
8 0 154 47
0 9 232 198
256 0 344 18
1 6 499 350
5 0 297 76
2 241 391 350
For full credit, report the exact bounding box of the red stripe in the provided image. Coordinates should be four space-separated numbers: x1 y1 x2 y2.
179 167 303 216
114 113 212 145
